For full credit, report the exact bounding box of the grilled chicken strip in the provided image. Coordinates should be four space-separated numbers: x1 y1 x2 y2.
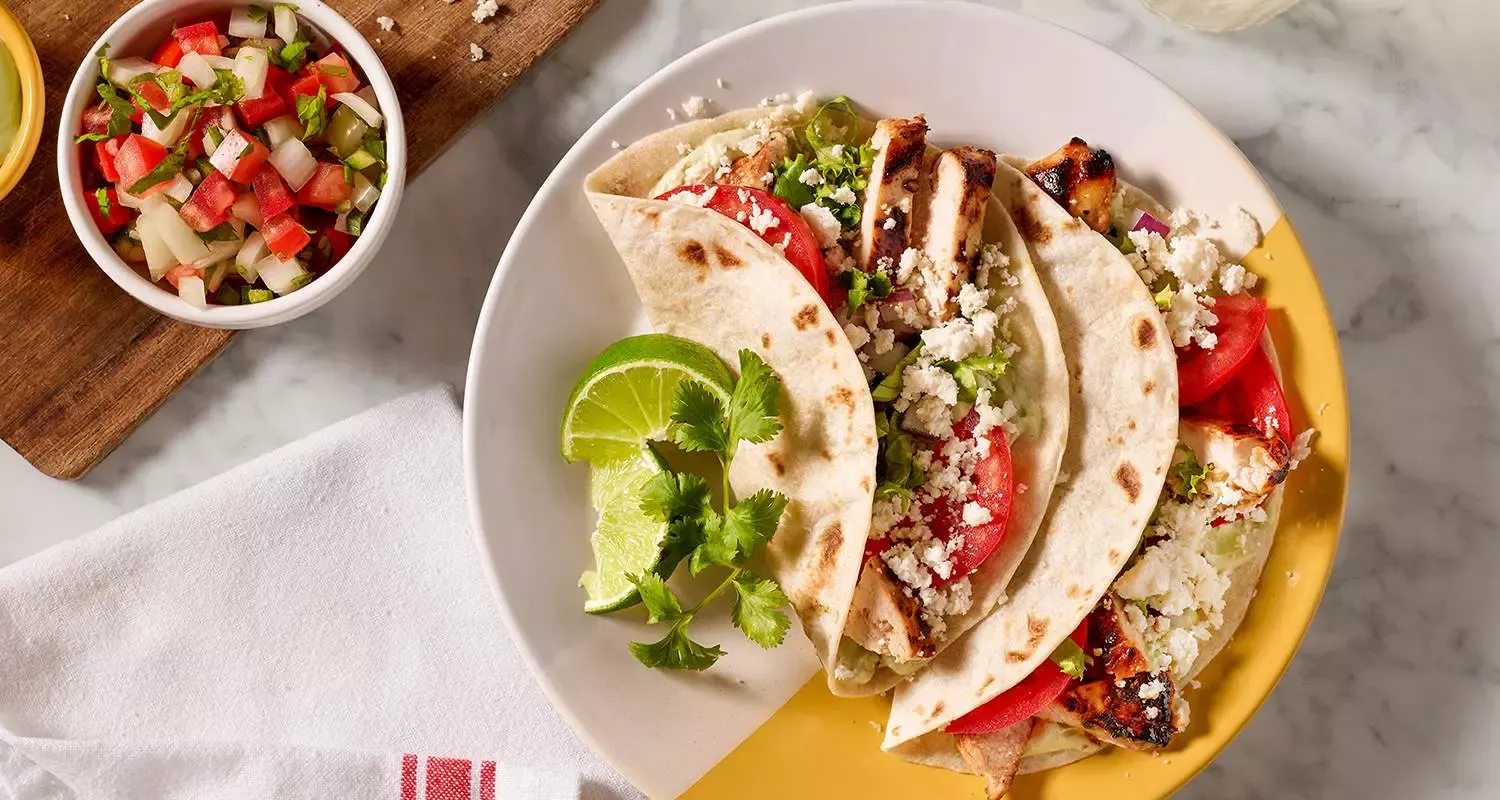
722 132 791 191
1025 137 1117 234
912 146 997 321
1178 418 1292 519
1036 597 1181 750
955 719 1035 800
845 556 933 661
858 117 928 274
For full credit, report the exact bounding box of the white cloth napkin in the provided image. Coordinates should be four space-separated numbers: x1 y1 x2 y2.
0 386 637 800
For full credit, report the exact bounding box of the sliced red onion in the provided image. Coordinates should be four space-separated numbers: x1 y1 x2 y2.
1130 210 1170 237
884 287 914 304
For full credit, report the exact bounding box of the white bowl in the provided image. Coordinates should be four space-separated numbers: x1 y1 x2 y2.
56 0 406 329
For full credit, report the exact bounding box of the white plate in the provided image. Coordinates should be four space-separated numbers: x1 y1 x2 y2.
465 3 1287 796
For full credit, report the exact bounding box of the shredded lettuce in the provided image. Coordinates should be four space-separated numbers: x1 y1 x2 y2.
1167 443 1209 500
871 343 923 403
941 353 1010 403
768 96 874 229
835 267 891 312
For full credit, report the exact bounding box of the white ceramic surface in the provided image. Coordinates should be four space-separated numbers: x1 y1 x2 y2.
56 0 406 329
464 3 1287 795
8 2 1499 799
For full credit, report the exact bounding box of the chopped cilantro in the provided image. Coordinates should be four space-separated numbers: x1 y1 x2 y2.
296 86 328 139
94 188 111 218
127 140 189 195
318 65 348 77
272 39 312 72
345 208 367 236
76 131 111 143
205 124 225 151
246 4 269 23
361 134 386 162
835 267 891 312
96 43 110 82
1049 637 1091 680
199 222 240 242
95 83 138 137
1168 443 1209 500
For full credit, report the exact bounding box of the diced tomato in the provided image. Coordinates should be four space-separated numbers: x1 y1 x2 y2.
164 265 204 290
308 226 353 272
261 213 311 260
945 621 1089 735
151 37 184 68
252 163 296 220
136 81 171 112
288 74 338 109
85 188 134 235
182 107 221 158
1186 344 1292 441
234 92 289 129
209 129 271 184
94 135 127 183
654 185 833 307
193 171 238 214
265 65 296 105
1177 294 1268 406
304 53 360 94
113 135 170 194
295 163 352 210
171 21 222 56
81 103 113 135
179 197 230 233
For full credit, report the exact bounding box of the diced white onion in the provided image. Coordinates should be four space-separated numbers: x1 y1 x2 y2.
208 129 256 178
107 57 159 88
177 276 207 307
202 54 236 71
236 232 268 275
263 116 302 150
200 130 220 157
351 171 380 213
177 52 218 89
332 92 382 128
163 174 194 204
355 86 379 111
274 5 299 45
230 194 263 229
191 240 241 270
136 211 176 280
145 204 210 264
142 107 194 146
228 6 269 39
256 255 307 295
269 137 317 190
115 185 145 210
233 47 269 100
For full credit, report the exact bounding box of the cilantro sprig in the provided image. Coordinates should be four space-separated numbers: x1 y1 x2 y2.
297 86 328 140
627 350 792 671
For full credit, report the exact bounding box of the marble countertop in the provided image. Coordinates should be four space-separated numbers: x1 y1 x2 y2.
4 0 1497 796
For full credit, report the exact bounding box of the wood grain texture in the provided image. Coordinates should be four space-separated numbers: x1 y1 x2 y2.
0 0 595 479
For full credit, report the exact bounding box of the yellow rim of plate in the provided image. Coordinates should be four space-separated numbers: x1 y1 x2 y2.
0 3 44 203
681 215 1350 799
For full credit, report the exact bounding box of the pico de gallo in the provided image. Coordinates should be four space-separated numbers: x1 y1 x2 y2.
75 4 389 307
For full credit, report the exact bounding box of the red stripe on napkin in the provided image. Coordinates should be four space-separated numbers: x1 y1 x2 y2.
400 754 417 800
480 760 496 800
425 756 473 799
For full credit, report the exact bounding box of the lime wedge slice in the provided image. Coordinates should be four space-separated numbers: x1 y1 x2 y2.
560 334 734 463
581 448 672 614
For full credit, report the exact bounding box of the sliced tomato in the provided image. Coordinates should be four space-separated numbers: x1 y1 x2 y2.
164 265 204 290
235 93 289 129
172 21 222 56
261 212 311 260
1186 344 1292 439
1177 294 1268 406
209 129 272 184
945 620 1089 735
136 81 171 113
94 136 127 183
252 163 296 220
86 188 134 235
654 184 832 306
304 53 361 94
81 103 113 135
151 37 184 68
113 135 169 192
295 163 352 210
927 410 1014 584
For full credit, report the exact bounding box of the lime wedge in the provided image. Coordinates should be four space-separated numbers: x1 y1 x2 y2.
581 448 672 613
560 334 734 463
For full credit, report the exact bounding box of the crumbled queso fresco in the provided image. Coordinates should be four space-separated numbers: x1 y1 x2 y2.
1127 208 1260 350
841 242 1026 640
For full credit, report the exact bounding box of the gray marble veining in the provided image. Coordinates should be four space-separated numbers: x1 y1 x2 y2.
4 1 1498 797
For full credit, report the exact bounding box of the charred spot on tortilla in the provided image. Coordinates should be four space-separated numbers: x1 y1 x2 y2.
1109 549 1122 562
824 329 837 346
712 244 744 269
679 240 709 272
640 207 660 224
1067 584 1087 598
1128 418 1138 431
766 451 787 477
817 523 844 570
821 447 835 460
1142 379 1155 396
793 303 820 331
1017 203 1053 245
929 701 946 720
1005 651 1030 663
1134 317 1158 350
978 675 996 694
830 386 855 410
1026 615 1049 647
860 476 872 492
761 332 772 349
1114 462 1142 503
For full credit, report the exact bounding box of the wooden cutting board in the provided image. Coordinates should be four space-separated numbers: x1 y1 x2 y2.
0 0 596 479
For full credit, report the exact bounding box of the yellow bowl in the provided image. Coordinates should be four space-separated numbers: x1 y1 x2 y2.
0 2 43 202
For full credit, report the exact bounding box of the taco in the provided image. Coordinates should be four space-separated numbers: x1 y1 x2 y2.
583 97 1072 693
883 140 1312 798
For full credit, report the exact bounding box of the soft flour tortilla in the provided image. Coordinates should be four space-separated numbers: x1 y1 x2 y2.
884 158 1180 758
828 192 1071 697
584 110 877 668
